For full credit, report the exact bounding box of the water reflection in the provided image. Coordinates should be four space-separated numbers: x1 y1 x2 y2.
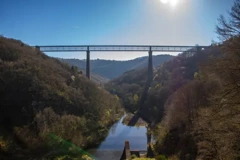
91 115 147 151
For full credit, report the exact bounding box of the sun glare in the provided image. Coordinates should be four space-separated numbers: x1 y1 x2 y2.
160 0 168 4
160 0 179 7
170 0 178 6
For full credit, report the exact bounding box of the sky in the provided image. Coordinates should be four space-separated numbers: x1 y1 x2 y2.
0 0 235 60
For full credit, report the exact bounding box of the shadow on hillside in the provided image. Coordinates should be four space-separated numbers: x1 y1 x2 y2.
127 76 153 126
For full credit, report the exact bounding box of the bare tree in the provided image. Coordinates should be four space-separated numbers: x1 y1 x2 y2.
216 0 240 40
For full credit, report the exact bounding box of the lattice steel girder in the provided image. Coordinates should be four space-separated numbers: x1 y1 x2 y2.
35 45 208 52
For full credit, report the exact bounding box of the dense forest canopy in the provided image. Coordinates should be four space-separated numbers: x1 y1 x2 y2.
0 37 123 159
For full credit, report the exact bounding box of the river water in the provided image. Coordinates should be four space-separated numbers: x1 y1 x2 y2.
88 115 148 160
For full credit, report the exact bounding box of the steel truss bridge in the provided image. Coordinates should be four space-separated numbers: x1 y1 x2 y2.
35 45 208 80
36 45 206 52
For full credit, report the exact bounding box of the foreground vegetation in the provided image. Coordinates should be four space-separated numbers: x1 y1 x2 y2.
0 37 124 159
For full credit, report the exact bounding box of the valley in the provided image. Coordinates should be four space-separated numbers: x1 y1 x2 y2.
1 1 240 159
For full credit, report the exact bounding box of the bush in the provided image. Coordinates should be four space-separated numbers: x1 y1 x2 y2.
155 155 168 160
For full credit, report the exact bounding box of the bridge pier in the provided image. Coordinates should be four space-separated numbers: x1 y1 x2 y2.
86 47 90 79
35 46 40 52
196 46 201 53
148 47 153 83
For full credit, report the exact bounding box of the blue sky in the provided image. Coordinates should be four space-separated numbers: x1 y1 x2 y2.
0 0 235 60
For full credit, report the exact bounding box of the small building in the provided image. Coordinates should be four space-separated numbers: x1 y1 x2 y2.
120 141 152 160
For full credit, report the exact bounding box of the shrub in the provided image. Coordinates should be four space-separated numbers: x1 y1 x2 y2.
155 155 168 160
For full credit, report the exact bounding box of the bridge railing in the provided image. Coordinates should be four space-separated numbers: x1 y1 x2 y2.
34 45 207 52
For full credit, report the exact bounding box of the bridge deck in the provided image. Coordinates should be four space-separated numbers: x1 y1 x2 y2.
35 45 208 52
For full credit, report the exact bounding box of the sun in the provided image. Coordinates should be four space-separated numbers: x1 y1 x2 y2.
160 0 179 7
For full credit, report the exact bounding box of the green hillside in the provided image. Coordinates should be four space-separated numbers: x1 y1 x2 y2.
0 37 123 159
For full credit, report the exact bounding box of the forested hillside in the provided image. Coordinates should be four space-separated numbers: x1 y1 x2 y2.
107 40 239 160
0 37 123 159
106 46 216 122
105 68 148 113
153 2 240 159
63 55 173 79
152 42 240 160
105 1 240 159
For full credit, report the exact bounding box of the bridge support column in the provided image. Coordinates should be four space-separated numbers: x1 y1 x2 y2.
86 48 91 79
148 47 153 83
196 46 201 53
35 46 40 52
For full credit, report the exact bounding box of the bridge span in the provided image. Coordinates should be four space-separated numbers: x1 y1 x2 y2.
35 45 208 81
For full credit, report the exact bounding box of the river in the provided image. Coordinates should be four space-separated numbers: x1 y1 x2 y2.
88 115 148 160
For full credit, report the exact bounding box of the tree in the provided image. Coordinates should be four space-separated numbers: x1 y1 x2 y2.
216 0 240 40
133 94 138 104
